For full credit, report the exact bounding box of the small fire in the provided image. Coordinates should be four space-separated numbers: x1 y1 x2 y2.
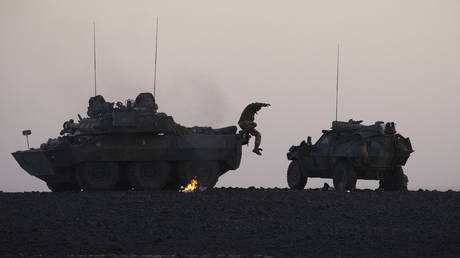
181 178 198 193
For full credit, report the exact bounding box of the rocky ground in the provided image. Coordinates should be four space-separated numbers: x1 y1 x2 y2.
0 188 459 257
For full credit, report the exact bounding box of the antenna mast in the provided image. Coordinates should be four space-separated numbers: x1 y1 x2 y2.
335 44 340 121
153 17 159 99
93 21 97 96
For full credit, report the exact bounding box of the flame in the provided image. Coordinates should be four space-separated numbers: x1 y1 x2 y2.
181 178 198 192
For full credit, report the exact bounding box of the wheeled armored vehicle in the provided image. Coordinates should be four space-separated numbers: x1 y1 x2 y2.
286 120 413 191
12 93 243 192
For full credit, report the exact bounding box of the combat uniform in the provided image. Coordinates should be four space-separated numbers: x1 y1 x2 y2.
238 102 270 155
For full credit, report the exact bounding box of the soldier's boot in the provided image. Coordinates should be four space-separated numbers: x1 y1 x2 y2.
252 148 263 155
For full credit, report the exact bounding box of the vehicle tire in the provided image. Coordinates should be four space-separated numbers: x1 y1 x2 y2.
403 174 408 190
179 161 219 189
113 164 132 191
381 166 406 191
46 182 80 192
333 162 357 192
287 160 307 190
76 162 119 191
164 179 182 191
128 162 171 190
113 180 132 191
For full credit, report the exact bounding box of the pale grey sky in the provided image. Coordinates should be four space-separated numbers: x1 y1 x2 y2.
1 0 459 191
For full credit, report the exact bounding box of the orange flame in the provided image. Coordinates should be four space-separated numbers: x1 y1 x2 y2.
181 178 198 192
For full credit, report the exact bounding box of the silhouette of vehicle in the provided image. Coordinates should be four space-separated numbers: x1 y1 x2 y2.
286 120 413 191
12 93 243 191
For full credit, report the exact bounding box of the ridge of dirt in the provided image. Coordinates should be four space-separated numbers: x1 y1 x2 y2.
1 189 459 257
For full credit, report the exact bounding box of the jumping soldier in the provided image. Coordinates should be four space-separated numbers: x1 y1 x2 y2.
238 102 270 155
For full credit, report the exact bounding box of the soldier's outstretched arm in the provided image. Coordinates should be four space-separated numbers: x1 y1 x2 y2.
252 102 271 108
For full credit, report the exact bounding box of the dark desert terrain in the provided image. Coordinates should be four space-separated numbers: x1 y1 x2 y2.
1 188 459 257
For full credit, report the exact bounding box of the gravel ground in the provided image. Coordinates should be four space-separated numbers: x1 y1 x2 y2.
0 188 459 257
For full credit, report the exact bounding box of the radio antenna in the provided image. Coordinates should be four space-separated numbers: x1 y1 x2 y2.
153 16 159 100
93 21 97 96
335 43 340 121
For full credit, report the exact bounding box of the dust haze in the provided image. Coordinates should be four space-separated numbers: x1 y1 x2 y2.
1 0 459 191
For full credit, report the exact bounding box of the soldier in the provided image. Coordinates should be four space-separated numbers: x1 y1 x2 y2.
385 122 396 134
238 102 270 155
134 92 158 112
87 95 114 118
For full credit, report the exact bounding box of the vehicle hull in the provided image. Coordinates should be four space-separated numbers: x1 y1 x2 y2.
287 122 413 190
13 133 242 189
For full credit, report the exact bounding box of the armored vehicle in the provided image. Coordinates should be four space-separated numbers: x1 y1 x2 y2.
12 93 243 192
286 120 413 191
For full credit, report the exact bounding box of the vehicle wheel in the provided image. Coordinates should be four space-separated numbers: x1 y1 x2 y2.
46 182 80 192
179 161 219 189
333 162 357 192
287 160 307 190
403 174 408 190
113 180 132 191
164 180 182 191
380 166 407 191
77 162 119 191
112 164 132 191
128 162 170 190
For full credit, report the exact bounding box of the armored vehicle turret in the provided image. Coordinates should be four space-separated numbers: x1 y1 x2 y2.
12 93 243 192
286 120 413 191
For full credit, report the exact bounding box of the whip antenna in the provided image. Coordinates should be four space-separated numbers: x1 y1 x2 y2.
93 21 97 96
153 17 159 99
335 44 340 121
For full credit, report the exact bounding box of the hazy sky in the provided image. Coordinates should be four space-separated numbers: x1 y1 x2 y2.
1 0 459 192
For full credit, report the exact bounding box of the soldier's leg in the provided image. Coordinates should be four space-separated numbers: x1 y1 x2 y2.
253 129 261 150
248 128 262 155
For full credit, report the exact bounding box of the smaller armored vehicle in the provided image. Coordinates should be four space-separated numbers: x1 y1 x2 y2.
286 120 413 191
